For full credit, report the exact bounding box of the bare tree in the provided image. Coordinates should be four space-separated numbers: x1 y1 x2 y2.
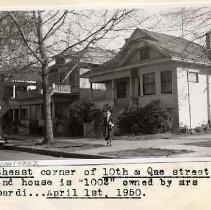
160 7 211 45
0 9 137 143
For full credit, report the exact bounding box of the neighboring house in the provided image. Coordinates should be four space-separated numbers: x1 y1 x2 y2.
0 69 41 132
82 28 211 129
0 47 115 135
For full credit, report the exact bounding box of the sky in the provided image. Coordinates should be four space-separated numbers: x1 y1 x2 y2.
95 6 211 50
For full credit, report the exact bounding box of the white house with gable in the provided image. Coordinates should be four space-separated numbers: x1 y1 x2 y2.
81 28 211 129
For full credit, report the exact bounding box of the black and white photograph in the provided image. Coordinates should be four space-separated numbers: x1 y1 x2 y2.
1 6 211 160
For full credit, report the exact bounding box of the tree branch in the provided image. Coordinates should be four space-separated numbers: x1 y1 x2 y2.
8 12 43 63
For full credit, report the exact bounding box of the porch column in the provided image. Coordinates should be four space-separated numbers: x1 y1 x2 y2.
39 104 42 120
111 80 115 106
90 82 93 101
27 105 30 121
29 105 31 121
12 85 16 98
12 109 15 122
129 75 133 107
52 102 55 119
18 106 21 121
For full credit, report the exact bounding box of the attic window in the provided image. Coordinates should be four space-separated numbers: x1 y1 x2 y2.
140 47 150 60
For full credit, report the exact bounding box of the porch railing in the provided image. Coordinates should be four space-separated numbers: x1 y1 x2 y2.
52 84 71 93
14 84 79 100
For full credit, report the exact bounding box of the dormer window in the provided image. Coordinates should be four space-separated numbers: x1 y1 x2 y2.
140 47 150 60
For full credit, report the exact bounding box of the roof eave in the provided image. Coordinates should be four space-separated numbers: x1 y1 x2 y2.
88 58 171 78
171 56 211 67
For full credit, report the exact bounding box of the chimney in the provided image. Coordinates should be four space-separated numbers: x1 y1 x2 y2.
125 38 129 44
206 31 211 60
206 31 211 49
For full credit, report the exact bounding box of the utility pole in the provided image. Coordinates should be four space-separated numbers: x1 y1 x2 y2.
206 31 211 126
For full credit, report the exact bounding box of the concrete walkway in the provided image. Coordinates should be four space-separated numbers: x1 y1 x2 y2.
4 134 211 158
69 135 211 157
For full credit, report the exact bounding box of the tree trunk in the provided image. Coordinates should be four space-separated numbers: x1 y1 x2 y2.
42 64 53 144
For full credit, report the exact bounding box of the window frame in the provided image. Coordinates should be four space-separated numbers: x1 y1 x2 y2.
143 72 156 95
160 71 172 94
189 72 199 83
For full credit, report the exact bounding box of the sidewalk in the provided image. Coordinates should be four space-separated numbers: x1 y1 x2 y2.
4 133 211 158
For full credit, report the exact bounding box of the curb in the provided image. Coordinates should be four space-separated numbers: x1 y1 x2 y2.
5 145 114 159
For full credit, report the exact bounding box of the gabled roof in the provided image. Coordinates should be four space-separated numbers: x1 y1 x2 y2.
83 28 210 78
79 47 117 65
141 29 208 62
52 47 116 69
2 67 41 84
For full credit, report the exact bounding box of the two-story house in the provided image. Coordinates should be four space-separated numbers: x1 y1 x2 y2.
82 28 211 129
1 47 115 135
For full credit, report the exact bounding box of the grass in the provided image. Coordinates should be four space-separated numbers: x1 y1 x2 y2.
36 141 105 152
8 138 106 152
185 140 211 148
99 148 192 158
112 133 174 141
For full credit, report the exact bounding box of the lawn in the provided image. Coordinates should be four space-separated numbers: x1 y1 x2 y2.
112 133 174 141
99 148 192 158
8 138 106 152
185 140 211 148
42 141 105 152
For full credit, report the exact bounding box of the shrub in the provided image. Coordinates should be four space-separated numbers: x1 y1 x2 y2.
194 123 210 133
68 101 102 136
177 124 190 134
177 123 210 135
201 123 210 132
117 107 142 135
117 100 173 135
194 126 203 133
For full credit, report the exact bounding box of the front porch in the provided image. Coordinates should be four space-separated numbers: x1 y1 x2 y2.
3 92 79 136
89 69 139 109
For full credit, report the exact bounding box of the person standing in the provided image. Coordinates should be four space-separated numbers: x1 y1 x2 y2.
103 108 114 146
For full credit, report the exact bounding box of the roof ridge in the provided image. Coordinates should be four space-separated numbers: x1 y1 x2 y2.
138 28 204 48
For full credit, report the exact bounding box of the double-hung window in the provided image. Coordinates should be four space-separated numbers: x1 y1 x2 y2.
161 71 172 93
143 73 155 95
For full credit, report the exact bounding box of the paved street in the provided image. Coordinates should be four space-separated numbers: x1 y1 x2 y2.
0 150 61 160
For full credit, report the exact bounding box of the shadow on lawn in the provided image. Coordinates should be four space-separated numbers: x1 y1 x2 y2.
100 148 192 158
